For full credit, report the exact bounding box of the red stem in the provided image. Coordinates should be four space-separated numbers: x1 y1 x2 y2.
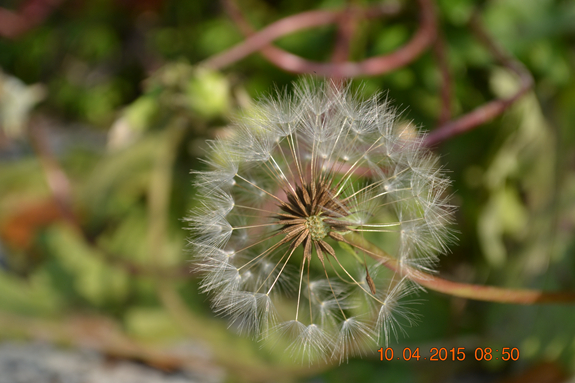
345 233 575 304
220 0 434 77
424 14 534 147
203 9 342 70
329 4 358 83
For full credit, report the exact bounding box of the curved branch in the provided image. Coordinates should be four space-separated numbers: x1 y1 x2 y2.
203 9 341 70
424 14 534 147
329 5 359 82
219 0 434 77
343 233 575 304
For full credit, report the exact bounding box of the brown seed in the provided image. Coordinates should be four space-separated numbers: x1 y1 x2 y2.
314 241 325 264
319 240 336 257
277 213 300 219
303 237 312 262
328 231 345 242
277 218 306 225
292 229 309 249
301 185 311 205
366 268 376 295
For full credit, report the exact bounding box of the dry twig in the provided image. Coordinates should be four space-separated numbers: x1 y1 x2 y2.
220 0 435 77
425 13 534 146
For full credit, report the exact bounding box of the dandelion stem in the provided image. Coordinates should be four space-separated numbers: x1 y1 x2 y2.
342 233 575 304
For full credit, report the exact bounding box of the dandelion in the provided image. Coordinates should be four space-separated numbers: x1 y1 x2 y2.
187 79 455 363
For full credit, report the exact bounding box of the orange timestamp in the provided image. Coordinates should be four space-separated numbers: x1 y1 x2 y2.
378 347 520 362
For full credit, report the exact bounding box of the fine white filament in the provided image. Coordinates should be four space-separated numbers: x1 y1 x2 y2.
188 79 455 363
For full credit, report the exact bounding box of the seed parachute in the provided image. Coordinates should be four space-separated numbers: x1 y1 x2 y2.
187 79 455 363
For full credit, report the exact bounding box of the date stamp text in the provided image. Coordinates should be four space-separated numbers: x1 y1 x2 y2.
378 347 520 362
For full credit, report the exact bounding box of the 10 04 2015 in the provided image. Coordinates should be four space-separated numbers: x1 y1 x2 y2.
378 347 520 361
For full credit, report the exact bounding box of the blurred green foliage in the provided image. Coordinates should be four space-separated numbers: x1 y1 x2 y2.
1 0 575 382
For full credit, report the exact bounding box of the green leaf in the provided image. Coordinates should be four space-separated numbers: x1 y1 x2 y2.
45 224 129 306
187 67 230 119
0 268 63 316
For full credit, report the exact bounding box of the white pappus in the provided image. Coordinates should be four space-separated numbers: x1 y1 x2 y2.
187 79 455 363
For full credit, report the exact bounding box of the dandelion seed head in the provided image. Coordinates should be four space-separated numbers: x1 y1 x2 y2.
188 78 456 363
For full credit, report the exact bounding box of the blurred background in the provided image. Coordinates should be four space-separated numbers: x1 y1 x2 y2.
0 0 574 382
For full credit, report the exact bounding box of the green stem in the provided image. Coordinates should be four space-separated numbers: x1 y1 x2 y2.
344 232 575 304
